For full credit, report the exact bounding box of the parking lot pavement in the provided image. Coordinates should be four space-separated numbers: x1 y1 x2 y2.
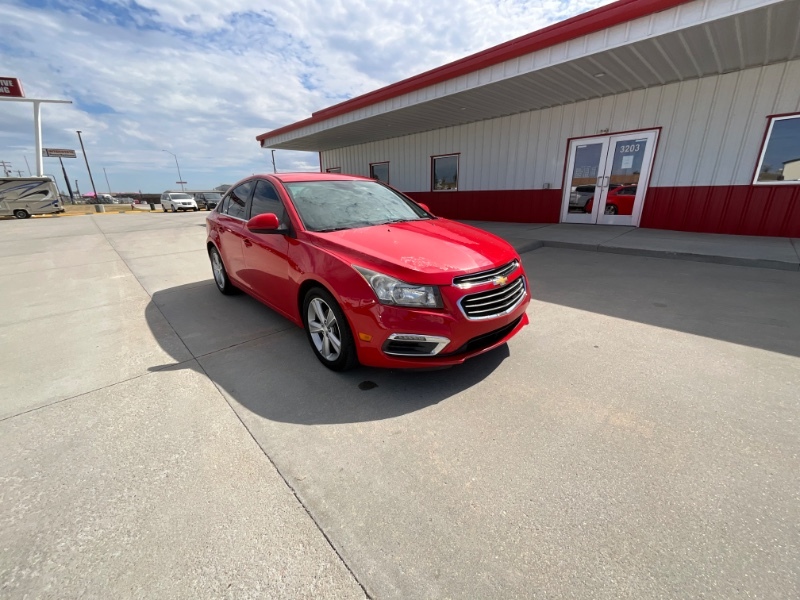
2 213 799 599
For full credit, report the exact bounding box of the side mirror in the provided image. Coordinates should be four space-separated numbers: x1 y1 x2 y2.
417 202 432 214
247 213 281 233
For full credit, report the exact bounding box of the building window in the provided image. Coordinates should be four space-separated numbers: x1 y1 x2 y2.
432 154 458 191
326 167 341 173
370 161 389 184
754 114 800 184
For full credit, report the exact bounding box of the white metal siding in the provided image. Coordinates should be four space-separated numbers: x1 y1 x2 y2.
320 59 800 190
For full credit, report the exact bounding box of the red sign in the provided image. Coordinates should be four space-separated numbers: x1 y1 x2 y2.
0 77 24 98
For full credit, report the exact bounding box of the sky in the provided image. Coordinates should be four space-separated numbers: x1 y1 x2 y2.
2 0 614 194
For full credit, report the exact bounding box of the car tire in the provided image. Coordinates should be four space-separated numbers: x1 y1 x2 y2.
209 246 238 295
193 207 198 212
302 287 358 371
13 209 29 219
604 204 618 215
172 206 178 213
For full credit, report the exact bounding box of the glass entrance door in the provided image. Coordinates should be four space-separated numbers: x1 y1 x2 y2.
561 130 659 226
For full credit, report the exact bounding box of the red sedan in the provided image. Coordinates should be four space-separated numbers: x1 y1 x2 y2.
585 185 637 215
206 173 530 370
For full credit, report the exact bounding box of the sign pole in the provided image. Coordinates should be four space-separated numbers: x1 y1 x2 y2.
59 157 75 203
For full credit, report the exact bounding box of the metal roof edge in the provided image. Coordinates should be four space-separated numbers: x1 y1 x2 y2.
256 0 693 145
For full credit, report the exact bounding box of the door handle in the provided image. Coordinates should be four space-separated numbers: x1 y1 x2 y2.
603 175 610 188
243 239 253 247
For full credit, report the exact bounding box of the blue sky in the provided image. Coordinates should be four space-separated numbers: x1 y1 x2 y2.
2 0 613 193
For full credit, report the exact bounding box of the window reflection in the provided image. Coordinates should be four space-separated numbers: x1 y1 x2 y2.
756 115 800 183
432 155 458 191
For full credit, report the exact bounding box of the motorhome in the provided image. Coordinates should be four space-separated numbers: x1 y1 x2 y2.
0 177 64 218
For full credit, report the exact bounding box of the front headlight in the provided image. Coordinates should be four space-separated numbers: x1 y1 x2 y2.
353 265 442 308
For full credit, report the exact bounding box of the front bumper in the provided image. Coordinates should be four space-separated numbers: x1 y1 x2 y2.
347 277 531 369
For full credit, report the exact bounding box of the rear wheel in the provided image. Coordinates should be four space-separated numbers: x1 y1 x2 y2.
13 209 29 219
209 246 238 295
302 288 358 371
604 204 618 215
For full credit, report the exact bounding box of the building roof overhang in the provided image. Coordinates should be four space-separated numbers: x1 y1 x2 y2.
257 0 800 152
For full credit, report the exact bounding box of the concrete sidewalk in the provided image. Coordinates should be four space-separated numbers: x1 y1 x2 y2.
464 222 800 271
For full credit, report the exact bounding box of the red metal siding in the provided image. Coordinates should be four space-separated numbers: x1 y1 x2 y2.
640 186 800 237
407 186 800 237
407 190 562 223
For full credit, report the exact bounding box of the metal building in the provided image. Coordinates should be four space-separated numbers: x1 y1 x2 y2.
256 0 800 237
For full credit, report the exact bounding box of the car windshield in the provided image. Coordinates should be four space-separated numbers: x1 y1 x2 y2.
283 180 431 232
170 193 193 200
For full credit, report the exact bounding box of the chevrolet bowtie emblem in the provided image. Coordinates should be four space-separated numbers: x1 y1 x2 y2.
492 275 508 286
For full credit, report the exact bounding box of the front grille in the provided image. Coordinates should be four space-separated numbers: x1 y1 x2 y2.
444 315 523 356
459 276 526 320
452 260 519 289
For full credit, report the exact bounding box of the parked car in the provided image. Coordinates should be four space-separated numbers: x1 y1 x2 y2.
585 185 637 215
188 191 222 210
160 191 198 212
568 183 621 212
206 173 530 371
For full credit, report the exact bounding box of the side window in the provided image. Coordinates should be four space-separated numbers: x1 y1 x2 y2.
250 180 287 226
224 182 253 219
431 154 459 191
218 193 229 213
370 162 389 184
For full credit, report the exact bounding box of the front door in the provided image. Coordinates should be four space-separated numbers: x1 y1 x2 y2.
561 129 659 226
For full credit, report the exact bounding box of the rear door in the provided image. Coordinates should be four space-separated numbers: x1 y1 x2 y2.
215 181 254 286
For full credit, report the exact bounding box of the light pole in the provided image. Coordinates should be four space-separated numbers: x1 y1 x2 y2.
76 130 99 201
271 149 277 173
102 167 112 194
162 149 185 191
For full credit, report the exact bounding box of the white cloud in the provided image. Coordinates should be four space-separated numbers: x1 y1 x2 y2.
2 0 614 192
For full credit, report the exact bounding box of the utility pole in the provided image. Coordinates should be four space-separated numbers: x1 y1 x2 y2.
15 170 24 177
0 160 11 176
102 167 112 194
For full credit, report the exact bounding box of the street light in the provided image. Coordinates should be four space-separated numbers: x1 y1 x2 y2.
162 149 185 191
76 130 100 202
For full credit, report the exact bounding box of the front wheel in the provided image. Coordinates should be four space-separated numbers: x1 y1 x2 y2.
193 207 198 212
302 288 358 371
209 246 238 295
13 209 29 219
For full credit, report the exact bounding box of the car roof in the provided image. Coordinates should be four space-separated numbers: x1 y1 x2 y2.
268 172 372 183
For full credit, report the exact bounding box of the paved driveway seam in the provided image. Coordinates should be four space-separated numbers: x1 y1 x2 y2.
86 217 373 598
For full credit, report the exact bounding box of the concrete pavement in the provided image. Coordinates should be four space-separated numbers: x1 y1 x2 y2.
1 212 798 599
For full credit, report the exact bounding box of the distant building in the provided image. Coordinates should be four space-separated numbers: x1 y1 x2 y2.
782 158 800 181
257 0 800 237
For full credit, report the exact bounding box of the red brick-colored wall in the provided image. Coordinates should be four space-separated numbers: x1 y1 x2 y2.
406 186 800 237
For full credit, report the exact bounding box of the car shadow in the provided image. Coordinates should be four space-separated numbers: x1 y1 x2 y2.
145 281 510 425
522 246 800 358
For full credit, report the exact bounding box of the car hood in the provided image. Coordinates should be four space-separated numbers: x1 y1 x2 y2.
307 218 518 283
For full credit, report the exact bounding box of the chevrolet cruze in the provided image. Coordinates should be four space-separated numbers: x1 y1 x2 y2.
206 173 530 371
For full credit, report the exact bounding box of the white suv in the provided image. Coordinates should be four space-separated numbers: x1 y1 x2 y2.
160 192 198 212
